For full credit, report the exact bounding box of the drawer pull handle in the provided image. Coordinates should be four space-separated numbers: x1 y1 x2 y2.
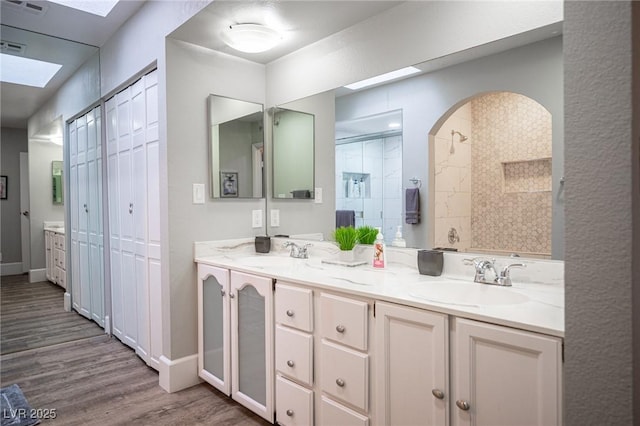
287 360 295 367
336 324 346 333
456 400 470 411
286 309 294 317
286 409 294 417
336 378 345 387
432 389 445 400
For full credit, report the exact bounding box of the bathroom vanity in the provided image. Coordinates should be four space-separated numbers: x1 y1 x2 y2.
194 238 563 425
44 222 66 289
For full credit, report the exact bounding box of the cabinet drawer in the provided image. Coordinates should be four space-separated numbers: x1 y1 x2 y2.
320 293 368 351
56 268 66 289
276 325 313 386
321 396 369 426
57 249 66 269
56 234 65 249
275 283 313 332
320 339 368 412
276 375 313 426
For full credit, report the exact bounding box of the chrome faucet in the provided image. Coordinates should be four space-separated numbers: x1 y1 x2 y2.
283 241 312 259
464 257 526 287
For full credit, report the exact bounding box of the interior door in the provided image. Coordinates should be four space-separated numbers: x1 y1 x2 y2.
19 152 30 273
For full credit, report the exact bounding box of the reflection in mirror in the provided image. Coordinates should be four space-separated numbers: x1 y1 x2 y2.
431 92 552 258
52 160 63 205
335 110 403 243
272 108 314 199
208 95 264 199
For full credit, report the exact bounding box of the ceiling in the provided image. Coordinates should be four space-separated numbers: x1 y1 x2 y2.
0 0 145 129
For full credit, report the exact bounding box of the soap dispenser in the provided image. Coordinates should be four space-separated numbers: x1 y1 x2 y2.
373 227 386 268
391 225 406 247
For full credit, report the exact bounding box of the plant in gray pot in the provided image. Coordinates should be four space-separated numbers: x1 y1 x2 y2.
332 226 358 262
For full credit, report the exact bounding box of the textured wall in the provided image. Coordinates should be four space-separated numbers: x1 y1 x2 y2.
565 1 636 424
471 92 552 255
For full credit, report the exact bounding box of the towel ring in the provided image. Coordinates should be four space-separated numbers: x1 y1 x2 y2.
409 177 422 188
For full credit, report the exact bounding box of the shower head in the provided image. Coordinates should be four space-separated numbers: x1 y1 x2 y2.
451 130 468 142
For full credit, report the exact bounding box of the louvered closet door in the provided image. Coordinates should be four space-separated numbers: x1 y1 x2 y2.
107 70 161 368
68 106 105 327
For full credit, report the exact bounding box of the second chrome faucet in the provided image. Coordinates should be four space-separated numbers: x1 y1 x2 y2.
464 257 526 287
283 241 312 259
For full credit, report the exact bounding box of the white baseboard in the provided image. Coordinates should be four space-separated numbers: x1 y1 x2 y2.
1 262 23 276
29 269 46 283
159 354 201 393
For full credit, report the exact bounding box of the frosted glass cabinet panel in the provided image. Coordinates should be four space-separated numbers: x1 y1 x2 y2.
198 264 230 395
231 271 274 423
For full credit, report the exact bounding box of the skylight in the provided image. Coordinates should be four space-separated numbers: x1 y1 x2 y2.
344 66 421 90
47 0 119 17
0 53 62 88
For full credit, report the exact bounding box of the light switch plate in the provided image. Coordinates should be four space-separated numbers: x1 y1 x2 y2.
270 209 280 227
314 187 322 204
252 210 263 228
192 183 205 204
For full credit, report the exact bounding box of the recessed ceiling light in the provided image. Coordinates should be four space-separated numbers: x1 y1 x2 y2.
388 122 401 129
47 0 119 17
222 24 282 54
345 66 421 90
0 53 62 88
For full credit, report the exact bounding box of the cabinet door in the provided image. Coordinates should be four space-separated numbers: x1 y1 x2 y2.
230 271 274 423
198 264 231 395
452 318 562 426
374 301 448 426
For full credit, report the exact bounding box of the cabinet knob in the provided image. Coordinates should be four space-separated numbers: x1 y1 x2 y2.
336 378 345 387
456 400 470 411
287 360 295 368
229 293 235 299
220 290 225 297
129 203 134 214
286 309 294 317
83 203 88 213
286 409 294 417
336 324 346 333
432 389 445 400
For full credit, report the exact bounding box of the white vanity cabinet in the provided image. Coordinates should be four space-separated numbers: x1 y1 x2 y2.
274 283 314 426
374 301 448 426
451 318 562 426
197 264 274 423
45 230 66 289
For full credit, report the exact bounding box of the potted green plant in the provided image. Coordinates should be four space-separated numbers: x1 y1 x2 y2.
332 226 358 261
356 225 378 245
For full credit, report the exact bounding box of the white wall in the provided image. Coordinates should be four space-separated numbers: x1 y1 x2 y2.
165 38 266 359
0 128 28 264
564 1 639 423
266 1 563 106
335 37 563 253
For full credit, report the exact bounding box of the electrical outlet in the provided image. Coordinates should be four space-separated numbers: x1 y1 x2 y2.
252 210 263 228
270 209 280 227
192 183 205 204
314 187 322 204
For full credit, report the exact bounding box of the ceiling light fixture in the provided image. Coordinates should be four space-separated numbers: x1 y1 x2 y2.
344 66 421 90
47 0 119 17
388 122 401 129
222 24 282 54
0 53 62 88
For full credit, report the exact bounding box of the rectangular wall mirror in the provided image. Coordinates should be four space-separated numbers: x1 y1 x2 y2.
272 107 315 199
208 94 264 199
52 160 63 205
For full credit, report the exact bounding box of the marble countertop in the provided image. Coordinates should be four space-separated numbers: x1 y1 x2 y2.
194 239 564 338
44 221 65 234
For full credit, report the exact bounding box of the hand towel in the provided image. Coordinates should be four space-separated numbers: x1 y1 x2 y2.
405 188 421 224
336 210 356 228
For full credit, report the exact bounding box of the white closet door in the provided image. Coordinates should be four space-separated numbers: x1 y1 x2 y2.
68 106 105 327
107 69 161 369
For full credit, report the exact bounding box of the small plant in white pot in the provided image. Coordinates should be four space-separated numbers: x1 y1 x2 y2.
332 226 358 262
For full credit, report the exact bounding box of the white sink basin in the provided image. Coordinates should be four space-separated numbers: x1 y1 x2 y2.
233 256 298 268
409 281 529 306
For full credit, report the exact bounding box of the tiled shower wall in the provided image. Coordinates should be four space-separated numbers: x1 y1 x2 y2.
433 104 472 250
335 136 402 241
470 92 552 255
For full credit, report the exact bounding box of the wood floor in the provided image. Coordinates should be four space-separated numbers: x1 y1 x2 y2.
0 275 270 425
